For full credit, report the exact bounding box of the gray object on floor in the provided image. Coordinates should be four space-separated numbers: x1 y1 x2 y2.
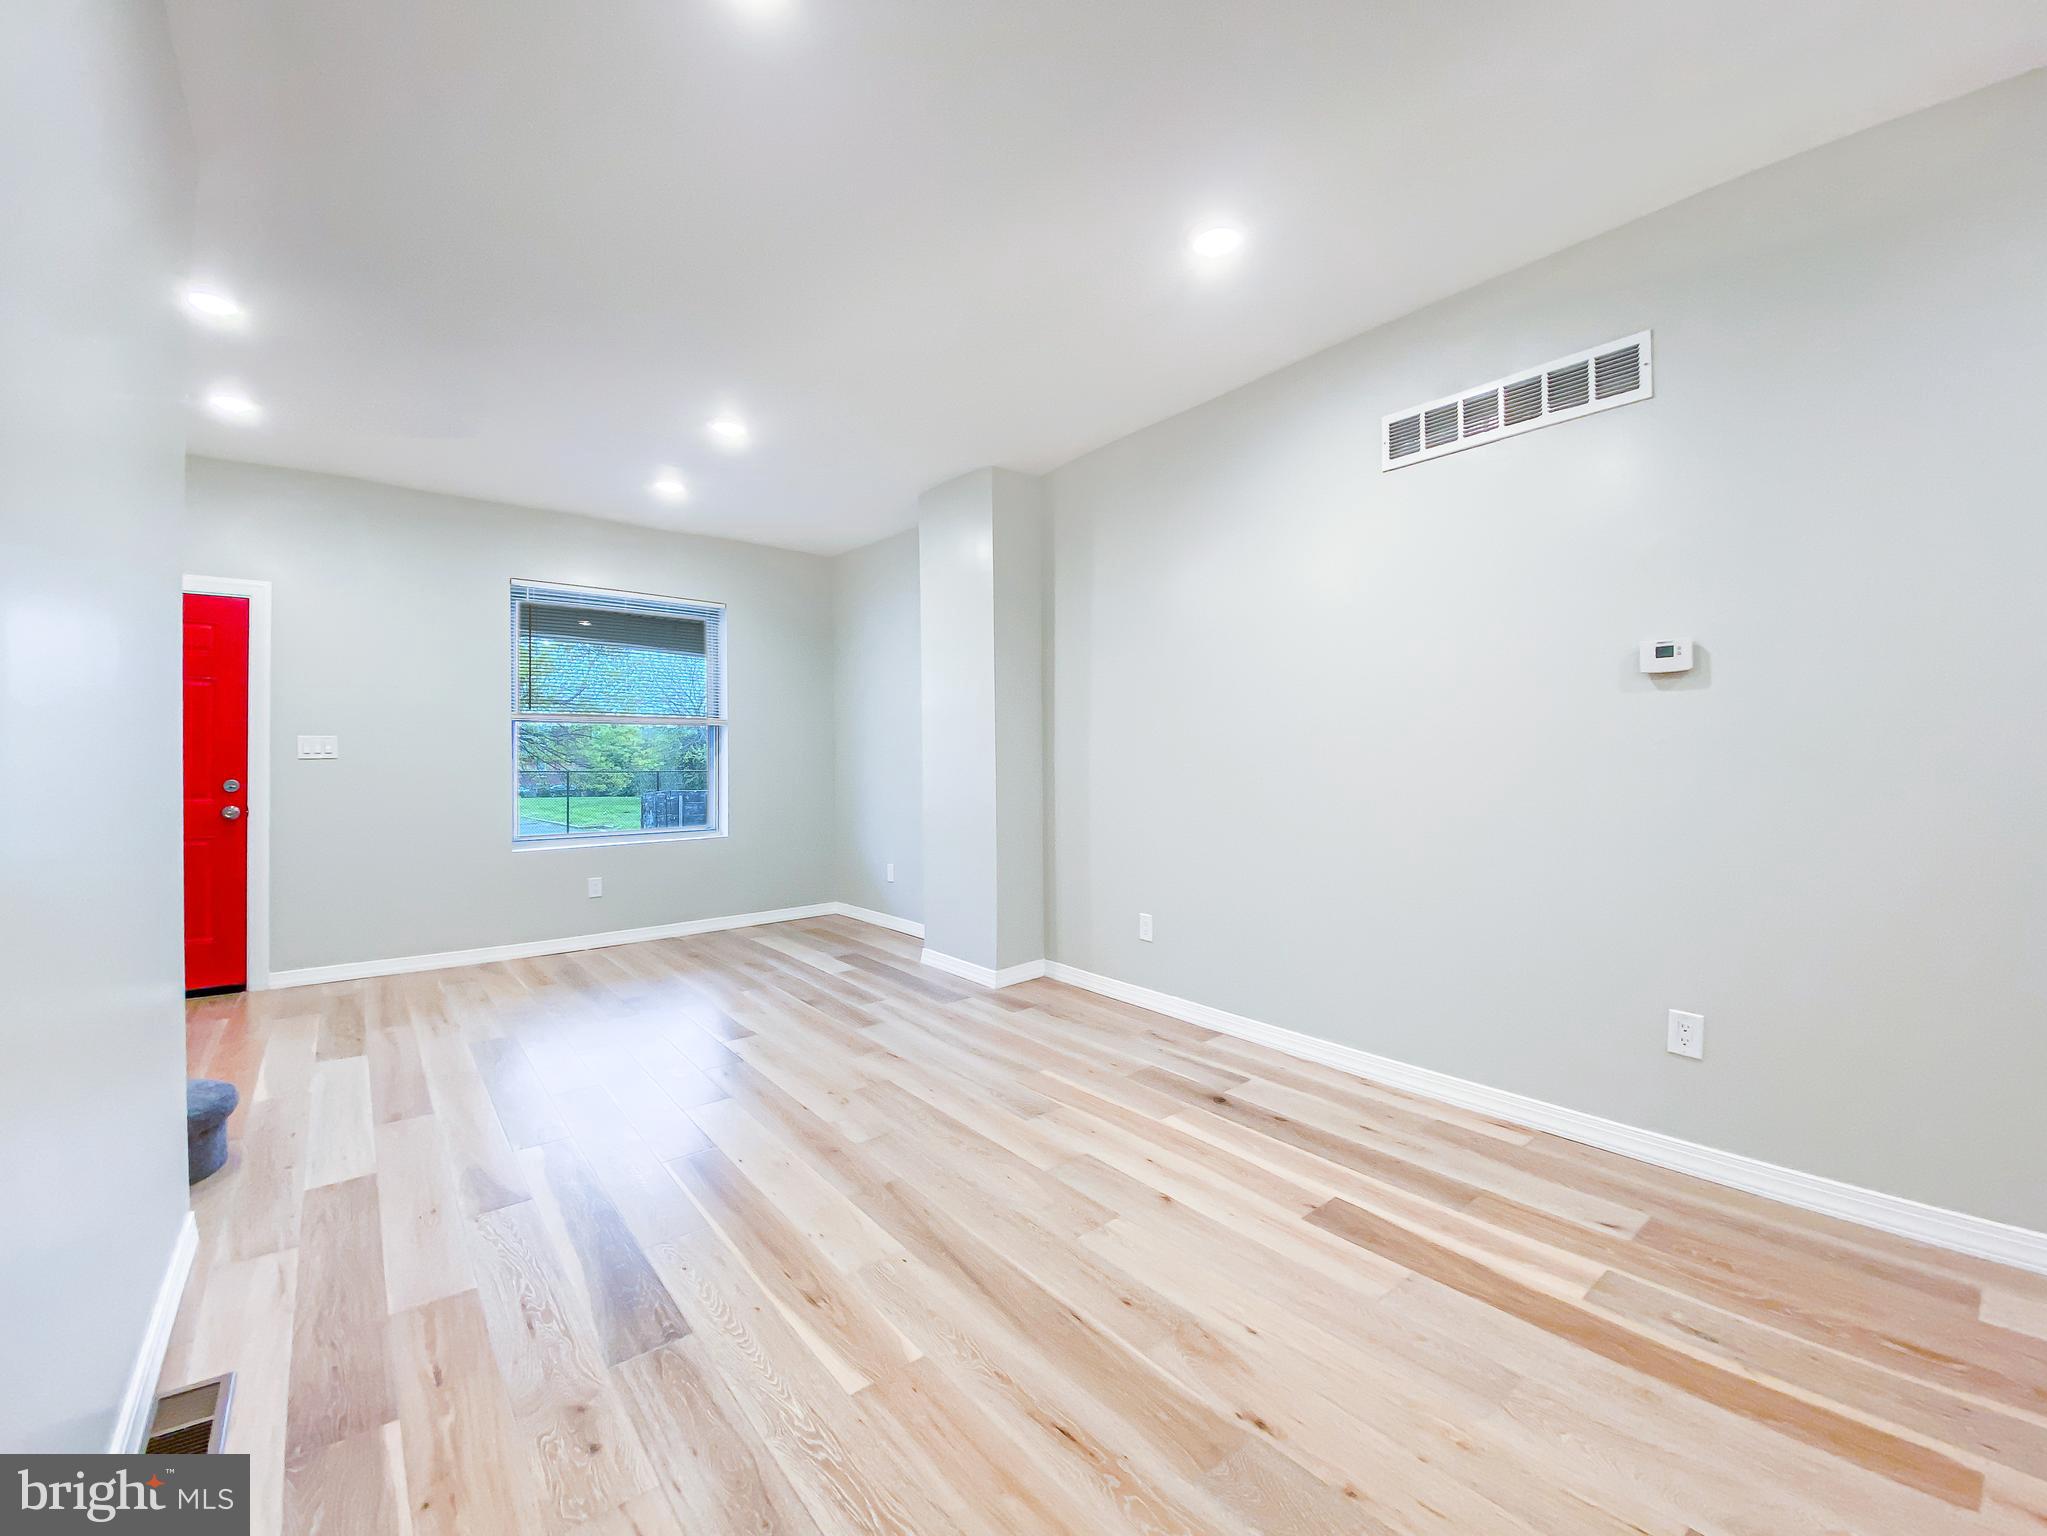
186 1078 239 1183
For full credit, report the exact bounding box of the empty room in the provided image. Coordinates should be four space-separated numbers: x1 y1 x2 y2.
7 2 2047 1532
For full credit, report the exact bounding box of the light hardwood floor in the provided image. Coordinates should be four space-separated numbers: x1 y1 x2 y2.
168 915 2047 1534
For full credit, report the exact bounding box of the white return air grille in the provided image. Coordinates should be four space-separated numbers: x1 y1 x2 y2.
1382 331 1652 471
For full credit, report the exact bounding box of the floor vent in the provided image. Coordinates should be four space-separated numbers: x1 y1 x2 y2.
144 1374 234 1455
1382 330 1652 471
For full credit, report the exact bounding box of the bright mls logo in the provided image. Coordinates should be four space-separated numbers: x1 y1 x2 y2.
20 1467 176 1521
6 1456 248 1532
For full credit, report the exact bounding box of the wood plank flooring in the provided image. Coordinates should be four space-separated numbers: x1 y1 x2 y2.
168 915 2047 1534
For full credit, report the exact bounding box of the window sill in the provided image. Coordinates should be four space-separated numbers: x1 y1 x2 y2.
511 828 728 852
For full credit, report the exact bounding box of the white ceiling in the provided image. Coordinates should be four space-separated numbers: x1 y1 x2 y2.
168 2 2047 553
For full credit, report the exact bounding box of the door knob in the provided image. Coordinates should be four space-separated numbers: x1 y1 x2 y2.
221 805 242 820
223 778 240 793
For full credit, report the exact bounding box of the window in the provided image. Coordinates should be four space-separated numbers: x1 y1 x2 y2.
509 579 725 843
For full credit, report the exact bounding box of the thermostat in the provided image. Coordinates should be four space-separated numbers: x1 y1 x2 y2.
1639 638 1694 675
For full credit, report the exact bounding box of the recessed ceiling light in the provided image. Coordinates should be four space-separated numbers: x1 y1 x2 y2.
1188 224 1247 260
649 469 689 503
179 285 248 328
705 416 750 450
202 384 262 424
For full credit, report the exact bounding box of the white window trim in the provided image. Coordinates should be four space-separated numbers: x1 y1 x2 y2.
511 825 728 853
508 578 729 848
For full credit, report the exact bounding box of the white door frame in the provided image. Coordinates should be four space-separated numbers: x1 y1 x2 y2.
183 574 273 991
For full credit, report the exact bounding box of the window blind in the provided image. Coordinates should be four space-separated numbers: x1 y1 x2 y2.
509 580 725 720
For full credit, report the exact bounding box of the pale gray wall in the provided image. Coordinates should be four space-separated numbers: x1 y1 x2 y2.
183 458 836 972
832 529 923 924
0 1 193 1450
1046 72 2047 1230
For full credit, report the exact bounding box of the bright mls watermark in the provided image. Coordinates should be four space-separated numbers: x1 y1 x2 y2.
6 1456 248 1532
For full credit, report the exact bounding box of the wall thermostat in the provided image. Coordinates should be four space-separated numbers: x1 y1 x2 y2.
1639 638 1694 675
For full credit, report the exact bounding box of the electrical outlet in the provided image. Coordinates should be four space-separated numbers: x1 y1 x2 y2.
1667 1009 1703 1059
886 863 895 883
1138 912 1153 942
587 876 603 898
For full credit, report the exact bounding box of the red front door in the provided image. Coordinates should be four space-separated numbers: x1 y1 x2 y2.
184 592 250 993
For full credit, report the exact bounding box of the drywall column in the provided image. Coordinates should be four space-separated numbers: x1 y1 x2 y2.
918 469 1046 975
0 2 192 1450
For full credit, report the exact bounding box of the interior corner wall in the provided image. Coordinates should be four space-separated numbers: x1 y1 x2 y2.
180 458 837 973
0 1 194 1451
832 528 923 924
1044 70 2047 1231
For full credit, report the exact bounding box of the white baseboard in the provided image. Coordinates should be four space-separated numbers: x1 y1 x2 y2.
109 1210 198 1452
267 899 928 989
830 902 925 938
269 903 839 988
256 898 2047 1273
921 949 1048 989
1044 961 2047 1277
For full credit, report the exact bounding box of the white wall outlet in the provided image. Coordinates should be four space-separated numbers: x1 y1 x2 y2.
1667 1009 1704 1059
1138 912 1154 942
886 863 895 883
587 876 603 898
296 734 339 760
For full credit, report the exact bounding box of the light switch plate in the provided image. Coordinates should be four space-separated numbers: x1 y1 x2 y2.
296 734 339 760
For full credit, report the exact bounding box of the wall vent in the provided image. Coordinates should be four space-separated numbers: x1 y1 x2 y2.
145 1374 234 1455
1382 331 1652 471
